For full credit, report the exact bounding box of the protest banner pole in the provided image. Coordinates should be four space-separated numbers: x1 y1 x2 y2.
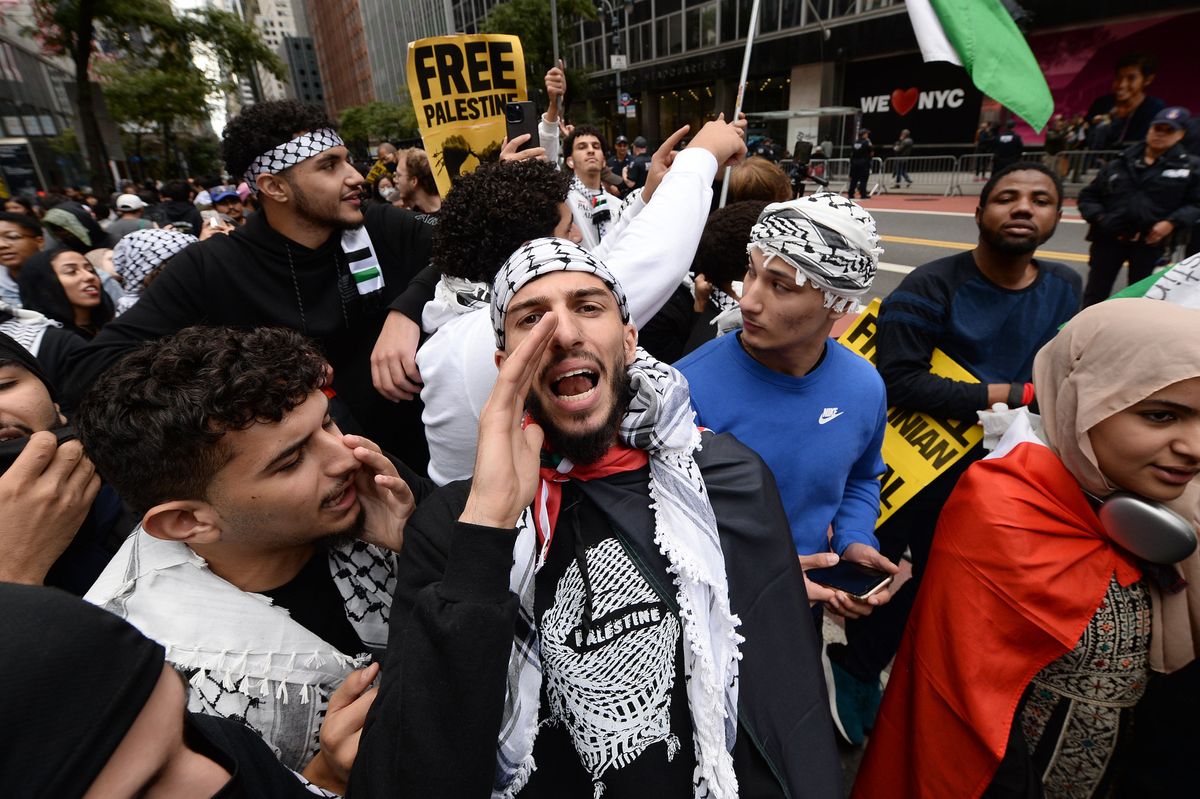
718 0 761 208
550 0 560 68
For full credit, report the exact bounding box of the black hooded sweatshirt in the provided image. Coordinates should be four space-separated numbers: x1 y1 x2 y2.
62 203 434 470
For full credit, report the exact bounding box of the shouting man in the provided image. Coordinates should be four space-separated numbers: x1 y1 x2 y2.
354 239 840 798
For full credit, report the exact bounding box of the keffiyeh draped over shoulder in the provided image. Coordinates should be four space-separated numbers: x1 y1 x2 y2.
490 238 742 799
112 228 197 315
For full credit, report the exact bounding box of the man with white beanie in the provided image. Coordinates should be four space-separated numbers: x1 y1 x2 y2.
676 193 898 624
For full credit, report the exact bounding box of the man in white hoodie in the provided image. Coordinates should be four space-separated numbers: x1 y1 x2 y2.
410 116 747 485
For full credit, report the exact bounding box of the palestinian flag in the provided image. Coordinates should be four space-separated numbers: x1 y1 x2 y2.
1110 254 1200 308
853 411 1140 798
905 0 1054 131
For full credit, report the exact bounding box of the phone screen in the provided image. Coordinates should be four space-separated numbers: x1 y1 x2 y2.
806 560 892 599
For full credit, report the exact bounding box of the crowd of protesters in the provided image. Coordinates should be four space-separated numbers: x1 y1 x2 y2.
2 60 1200 799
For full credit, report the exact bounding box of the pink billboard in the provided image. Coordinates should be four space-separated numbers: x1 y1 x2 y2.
1018 10 1200 143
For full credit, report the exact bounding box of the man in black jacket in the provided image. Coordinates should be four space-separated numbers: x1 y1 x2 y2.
847 128 872 200
352 239 839 798
1078 105 1200 306
60 101 435 471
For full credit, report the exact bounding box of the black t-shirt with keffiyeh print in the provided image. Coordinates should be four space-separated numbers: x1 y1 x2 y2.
520 481 696 798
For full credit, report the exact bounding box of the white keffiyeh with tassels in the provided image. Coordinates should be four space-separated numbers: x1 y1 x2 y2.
85 529 395 770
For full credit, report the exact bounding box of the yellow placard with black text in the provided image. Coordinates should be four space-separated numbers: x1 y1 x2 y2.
838 298 984 527
407 34 527 196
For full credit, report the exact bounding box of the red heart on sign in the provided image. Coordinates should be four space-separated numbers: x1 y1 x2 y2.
891 87 918 116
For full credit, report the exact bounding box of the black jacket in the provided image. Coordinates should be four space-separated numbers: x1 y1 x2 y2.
350 432 840 798
62 204 435 468
1078 142 1200 242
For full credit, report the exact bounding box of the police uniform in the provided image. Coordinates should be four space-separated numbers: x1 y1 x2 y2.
848 135 873 200
1078 139 1200 306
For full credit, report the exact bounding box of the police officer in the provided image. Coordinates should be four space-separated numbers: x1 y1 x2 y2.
992 120 1023 172
607 135 633 198
847 128 873 200
1078 106 1200 306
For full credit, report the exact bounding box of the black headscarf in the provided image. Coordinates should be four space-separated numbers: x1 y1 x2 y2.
0 583 165 795
0 328 54 399
17 248 114 338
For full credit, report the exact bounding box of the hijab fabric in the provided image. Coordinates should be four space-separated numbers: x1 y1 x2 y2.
1034 297 1200 672
0 583 165 795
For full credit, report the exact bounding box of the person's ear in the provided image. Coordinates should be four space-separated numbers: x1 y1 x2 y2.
53 402 66 427
142 500 223 544
623 322 638 365
33 235 43 249
255 173 288 204
495 348 508 370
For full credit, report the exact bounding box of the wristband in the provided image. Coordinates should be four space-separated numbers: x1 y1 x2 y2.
1006 383 1024 408
1021 382 1035 406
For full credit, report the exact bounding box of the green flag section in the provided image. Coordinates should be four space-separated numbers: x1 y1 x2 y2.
912 0 1054 132
1108 256 1200 307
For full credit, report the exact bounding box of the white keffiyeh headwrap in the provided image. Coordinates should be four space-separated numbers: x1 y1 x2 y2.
748 192 883 314
491 238 743 799
243 128 345 190
112 228 197 315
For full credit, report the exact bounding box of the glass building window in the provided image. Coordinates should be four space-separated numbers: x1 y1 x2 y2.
656 11 683 56
685 2 717 50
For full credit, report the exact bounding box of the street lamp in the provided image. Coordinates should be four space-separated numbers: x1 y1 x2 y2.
597 0 635 135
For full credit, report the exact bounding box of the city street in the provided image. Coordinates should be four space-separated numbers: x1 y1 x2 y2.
856 195 1094 301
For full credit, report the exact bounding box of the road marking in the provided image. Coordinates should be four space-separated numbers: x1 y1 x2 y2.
870 207 1085 223
880 234 1089 263
879 261 915 274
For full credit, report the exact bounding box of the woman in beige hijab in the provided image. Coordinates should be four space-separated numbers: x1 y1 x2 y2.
857 298 1200 799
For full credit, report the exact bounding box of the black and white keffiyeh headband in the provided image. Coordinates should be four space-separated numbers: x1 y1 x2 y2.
749 192 882 313
243 128 344 191
491 237 630 349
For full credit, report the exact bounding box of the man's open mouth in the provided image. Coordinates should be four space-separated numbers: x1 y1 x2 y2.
550 368 599 401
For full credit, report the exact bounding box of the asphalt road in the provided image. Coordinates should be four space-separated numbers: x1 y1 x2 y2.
864 207 1096 301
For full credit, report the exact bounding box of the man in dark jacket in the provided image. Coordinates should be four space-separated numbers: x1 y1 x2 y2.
847 128 873 200
148 180 204 235
1078 106 1200 306
352 239 840 798
61 100 435 471
992 120 1024 172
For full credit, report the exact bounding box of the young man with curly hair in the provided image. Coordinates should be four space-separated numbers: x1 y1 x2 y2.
78 326 426 790
62 100 436 472
405 117 748 485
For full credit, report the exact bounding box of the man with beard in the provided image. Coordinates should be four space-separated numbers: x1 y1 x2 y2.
352 239 840 798
60 101 435 472
392 148 441 218
78 326 422 783
565 125 622 251
823 162 1083 746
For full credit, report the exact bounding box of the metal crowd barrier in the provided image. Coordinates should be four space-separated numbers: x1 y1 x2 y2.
878 155 962 196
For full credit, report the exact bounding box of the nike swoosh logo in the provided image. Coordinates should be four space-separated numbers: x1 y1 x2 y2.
818 411 844 425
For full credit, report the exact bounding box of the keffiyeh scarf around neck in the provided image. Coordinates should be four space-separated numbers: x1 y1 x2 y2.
495 348 743 799
569 174 612 241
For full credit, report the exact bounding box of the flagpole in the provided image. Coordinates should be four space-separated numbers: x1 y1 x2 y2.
550 0 560 68
718 0 761 208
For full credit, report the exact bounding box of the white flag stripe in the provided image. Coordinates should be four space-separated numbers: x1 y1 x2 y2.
906 0 962 66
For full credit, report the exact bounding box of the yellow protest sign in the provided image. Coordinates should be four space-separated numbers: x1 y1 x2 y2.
838 298 984 527
407 34 527 196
